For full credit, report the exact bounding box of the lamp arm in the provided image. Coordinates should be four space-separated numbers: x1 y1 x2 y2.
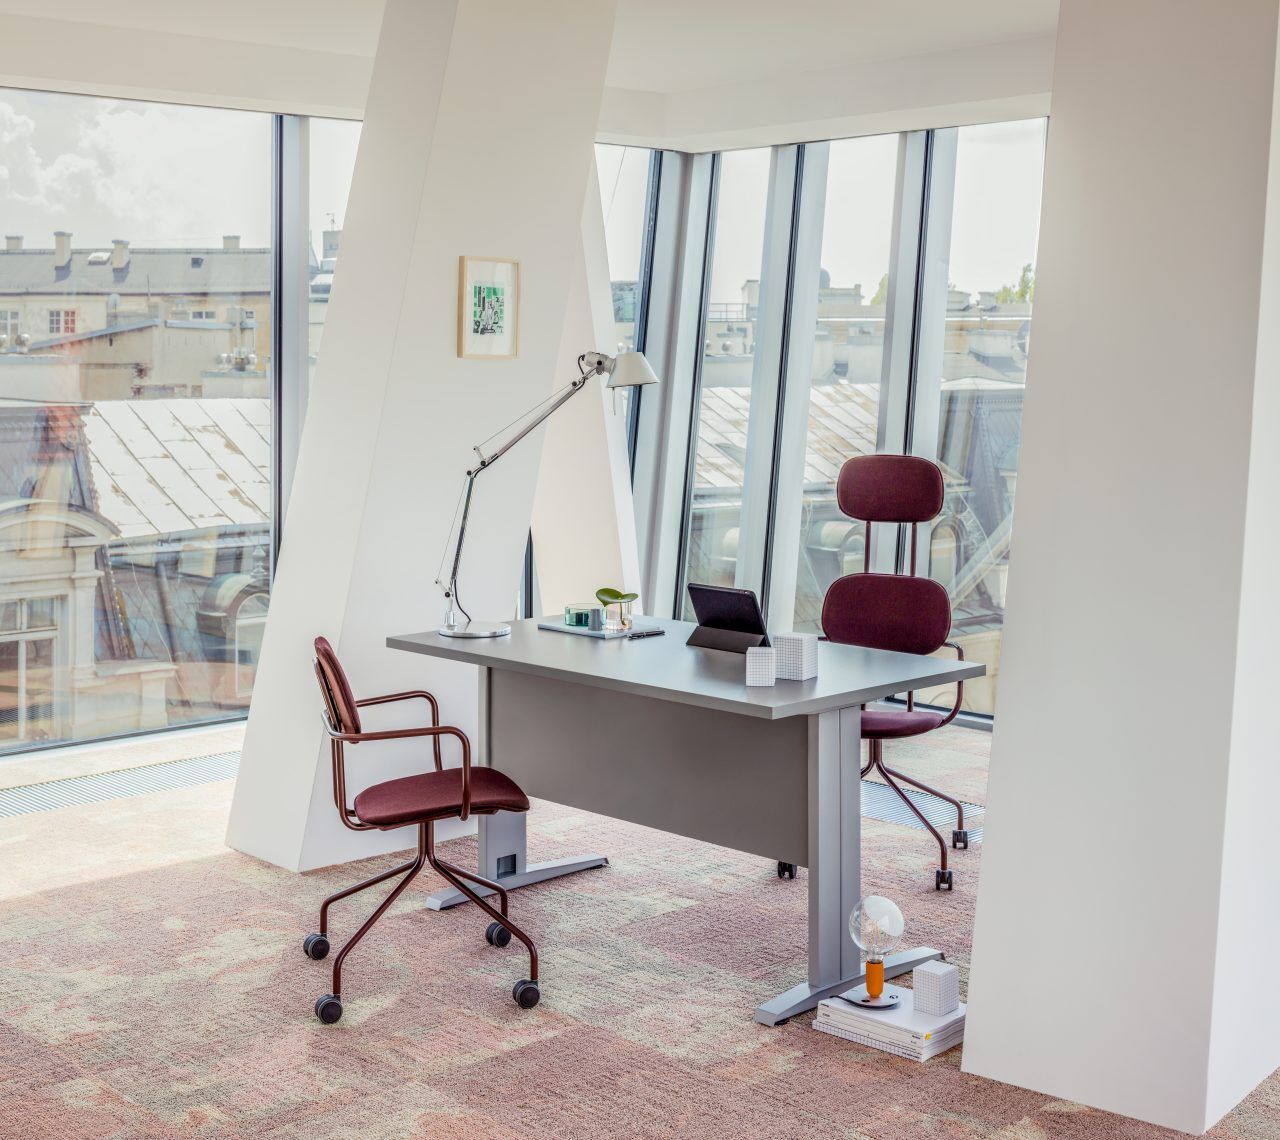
436 358 594 617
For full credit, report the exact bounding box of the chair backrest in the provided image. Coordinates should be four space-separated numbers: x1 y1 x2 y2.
837 454 943 523
823 452 952 655
821 573 952 654
314 635 361 734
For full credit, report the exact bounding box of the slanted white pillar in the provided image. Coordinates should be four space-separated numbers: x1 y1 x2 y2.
530 163 643 617
964 1 1280 1134
226 0 617 871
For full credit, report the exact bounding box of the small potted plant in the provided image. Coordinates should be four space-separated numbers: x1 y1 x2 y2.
595 587 639 632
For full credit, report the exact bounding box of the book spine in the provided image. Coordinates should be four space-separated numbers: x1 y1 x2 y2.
814 1021 924 1061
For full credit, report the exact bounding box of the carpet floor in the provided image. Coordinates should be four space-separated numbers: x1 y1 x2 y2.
1 727 1276 1139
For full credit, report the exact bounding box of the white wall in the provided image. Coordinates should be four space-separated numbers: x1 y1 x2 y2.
226 0 617 871
962 1 1280 1134
0 9 373 119
597 36 1054 151
530 165 644 618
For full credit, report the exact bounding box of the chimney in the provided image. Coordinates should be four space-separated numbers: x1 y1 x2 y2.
111 239 130 269
4 236 20 251
54 231 72 268
223 234 240 251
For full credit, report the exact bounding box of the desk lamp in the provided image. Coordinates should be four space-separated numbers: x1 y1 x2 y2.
436 350 658 638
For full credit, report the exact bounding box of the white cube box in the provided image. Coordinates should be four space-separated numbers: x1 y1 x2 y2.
775 632 819 680
913 959 960 1017
746 646 777 687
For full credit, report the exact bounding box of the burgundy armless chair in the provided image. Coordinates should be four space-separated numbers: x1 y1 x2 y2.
821 455 969 891
304 636 541 1023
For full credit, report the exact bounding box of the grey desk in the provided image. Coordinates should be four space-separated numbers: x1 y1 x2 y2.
388 617 984 1024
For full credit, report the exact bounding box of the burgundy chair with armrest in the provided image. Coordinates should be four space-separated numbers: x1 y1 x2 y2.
303 635 541 1023
821 454 969 891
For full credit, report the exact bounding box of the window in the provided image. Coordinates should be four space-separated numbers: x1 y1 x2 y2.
789 134 900 632
308 117 362 390
48 310 76 335
644 120 1047 722
0 85 275 754
0 311 17 339
678 147 775 618
917 119 1047 715
0 598 59 745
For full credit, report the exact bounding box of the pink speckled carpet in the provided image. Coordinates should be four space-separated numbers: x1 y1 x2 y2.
1 726 1277 1138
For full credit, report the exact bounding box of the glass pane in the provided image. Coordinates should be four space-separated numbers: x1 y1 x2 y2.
791 134 900 632
0 86 275 752
679 148 773 619
24 637 56 743
924 119 1047 715
308 117 362 391
0 642 18 741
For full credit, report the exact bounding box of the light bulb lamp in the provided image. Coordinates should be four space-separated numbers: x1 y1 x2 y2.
847 894 907 1008
436 350 658 638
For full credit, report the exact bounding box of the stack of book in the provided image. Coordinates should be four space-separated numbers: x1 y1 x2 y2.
814 989 966 1061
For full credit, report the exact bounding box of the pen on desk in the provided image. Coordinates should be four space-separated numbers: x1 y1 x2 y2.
628 629 665 640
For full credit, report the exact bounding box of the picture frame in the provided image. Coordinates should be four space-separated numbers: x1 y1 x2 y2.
458 256 520 359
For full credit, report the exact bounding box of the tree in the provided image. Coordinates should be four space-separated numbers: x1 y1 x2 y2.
996 263 1035 305
869 273 889 305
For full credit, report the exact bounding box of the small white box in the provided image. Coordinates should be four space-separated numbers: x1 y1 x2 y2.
913 959 960 1018
775 632 819 680
746 646 777 686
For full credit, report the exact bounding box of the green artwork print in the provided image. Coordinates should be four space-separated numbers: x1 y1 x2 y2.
472 283 505 336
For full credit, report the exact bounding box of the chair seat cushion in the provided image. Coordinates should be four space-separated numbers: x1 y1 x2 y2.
354 767 529 828
861 709 946 740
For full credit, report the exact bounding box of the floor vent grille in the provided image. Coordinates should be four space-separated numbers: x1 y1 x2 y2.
861 778 983 843
0 751 241 818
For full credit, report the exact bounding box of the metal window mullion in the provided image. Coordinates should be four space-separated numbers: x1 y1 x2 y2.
874 130 931 574
626 149 664 476
630 151 715 618
274 114 310 563
734 144 800 606
16 638 25 739
763 142 829 632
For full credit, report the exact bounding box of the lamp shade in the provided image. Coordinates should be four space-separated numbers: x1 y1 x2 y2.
605 351 659 389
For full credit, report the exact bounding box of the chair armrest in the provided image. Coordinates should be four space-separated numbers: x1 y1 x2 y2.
355 690 442 768
323 719 473 821
935 640 966 729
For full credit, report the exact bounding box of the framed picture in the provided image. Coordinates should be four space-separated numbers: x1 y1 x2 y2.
458 256 520 358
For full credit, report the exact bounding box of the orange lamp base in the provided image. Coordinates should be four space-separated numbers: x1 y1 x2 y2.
865 959 885 999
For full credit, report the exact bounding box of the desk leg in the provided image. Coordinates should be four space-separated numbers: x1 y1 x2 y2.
755 706 942 1025
423 665 608 912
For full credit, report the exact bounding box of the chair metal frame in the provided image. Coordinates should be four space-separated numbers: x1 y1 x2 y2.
828 456 970 891
308 660 538 1017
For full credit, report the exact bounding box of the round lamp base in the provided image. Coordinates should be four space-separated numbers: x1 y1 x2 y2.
438 620 512 639
839 983 905 1009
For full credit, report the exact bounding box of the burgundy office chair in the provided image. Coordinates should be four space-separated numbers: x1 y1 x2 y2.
822 454 969 891
304 636 541 1023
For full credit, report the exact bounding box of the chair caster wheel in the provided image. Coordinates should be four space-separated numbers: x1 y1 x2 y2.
314 994 343 1024
776 861 797 879
935 869 954 891
512 979 541 1009
486 921 512 948
952 829 969 850
303 933 330 960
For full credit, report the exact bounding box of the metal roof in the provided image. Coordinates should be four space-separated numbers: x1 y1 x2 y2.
0 249 271 298
83 398 271 539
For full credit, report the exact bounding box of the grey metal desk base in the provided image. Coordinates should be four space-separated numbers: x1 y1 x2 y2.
389 620 982 1026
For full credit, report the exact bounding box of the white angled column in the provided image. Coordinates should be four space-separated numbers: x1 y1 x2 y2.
964 0 1280 1134
226 0 617 871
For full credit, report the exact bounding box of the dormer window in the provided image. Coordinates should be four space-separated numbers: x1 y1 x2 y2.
191 256 204 268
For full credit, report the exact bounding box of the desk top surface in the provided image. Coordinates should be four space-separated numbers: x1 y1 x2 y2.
388 617 984 721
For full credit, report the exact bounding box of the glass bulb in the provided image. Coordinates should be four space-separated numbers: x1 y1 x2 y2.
849 895 905 961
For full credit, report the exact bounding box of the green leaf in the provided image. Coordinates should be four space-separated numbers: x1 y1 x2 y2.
618 592 639 603
595 587 624 604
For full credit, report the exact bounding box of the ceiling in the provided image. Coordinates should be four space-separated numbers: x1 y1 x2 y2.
6 0 1060 95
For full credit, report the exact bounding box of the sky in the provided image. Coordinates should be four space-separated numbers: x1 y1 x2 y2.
597 117 1047 308
0 86 361 258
